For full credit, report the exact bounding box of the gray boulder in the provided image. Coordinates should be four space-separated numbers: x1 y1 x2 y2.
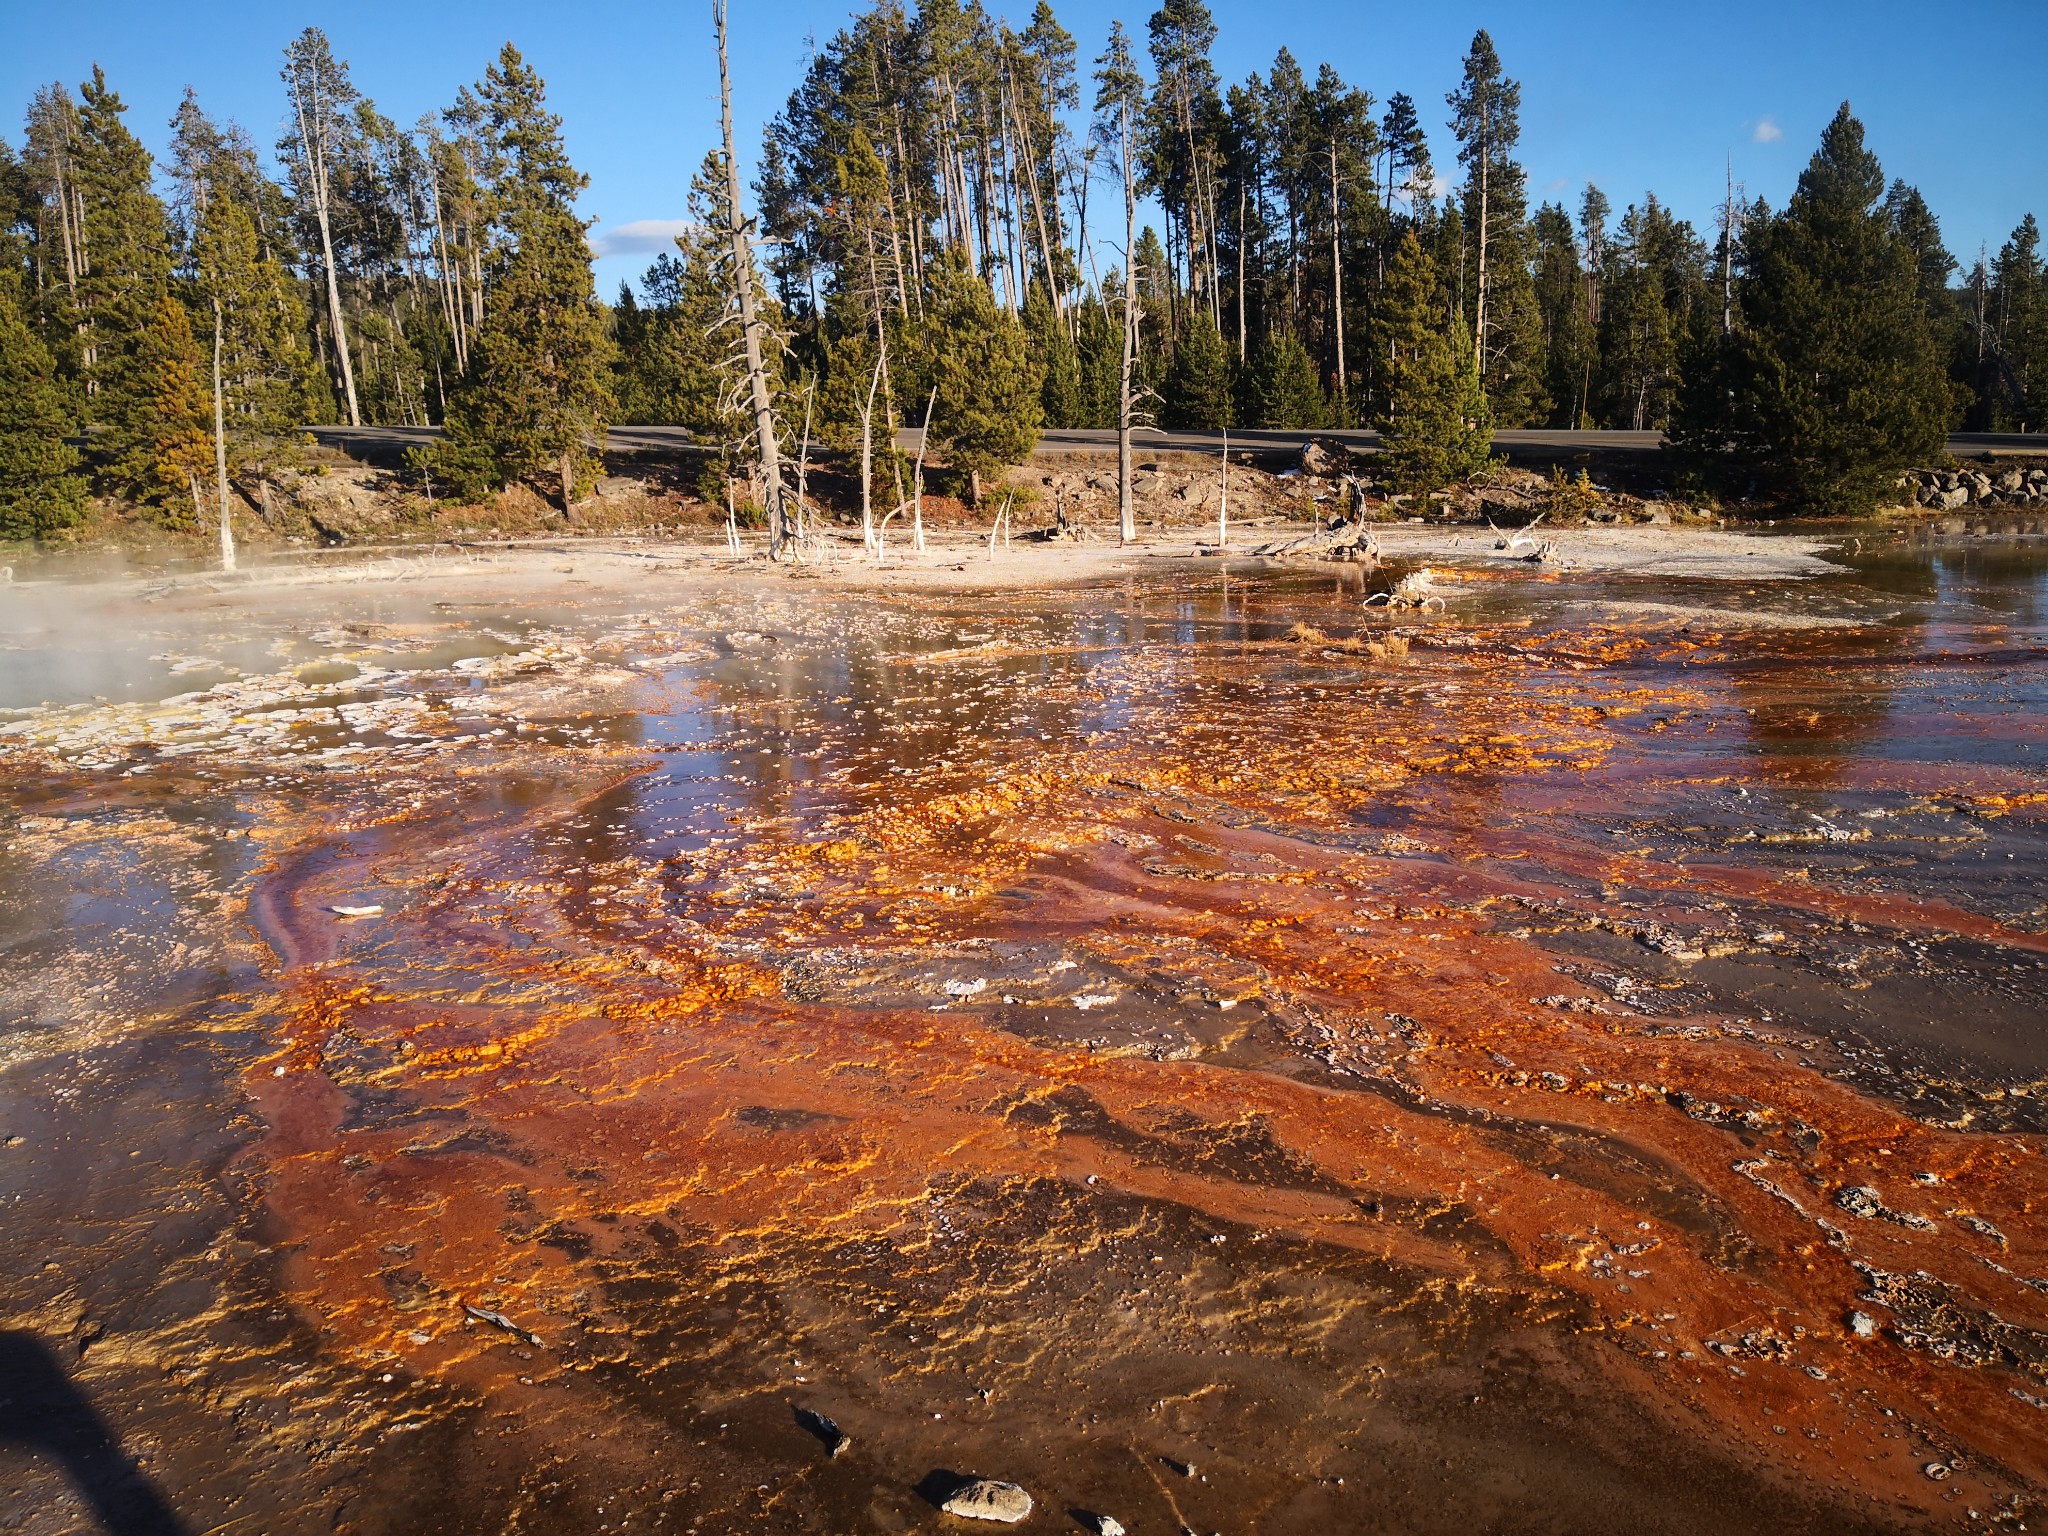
940 1479 1034 1524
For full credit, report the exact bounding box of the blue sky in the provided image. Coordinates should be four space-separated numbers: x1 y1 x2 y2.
6 0 2044 298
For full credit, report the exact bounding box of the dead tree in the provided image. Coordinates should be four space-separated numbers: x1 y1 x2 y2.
714 0 789 555
1217 425 1229 549
1329 140 1346 409
911 388 935 554
1115 107 1139 546
792 383 815 550
858 351 884 554
209 296 235 573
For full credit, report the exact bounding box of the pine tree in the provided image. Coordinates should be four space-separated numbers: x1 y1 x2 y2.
1030 296 1085 428
612 236 746 435
104 294 214 514
1671 105 1949 513
1530 203 1594 428
70 67 185 501
920 255 1042 502
1988 214 2043 430
1161 309 1231 428
280 29 365 426
0 276 88 539
0 138 33 282
1076 301 1124 429
1598 203 1681 430
431 46 612 508
1447 31 1542 423
1376 232 1491 497
177 98 319 476
197 195 317 449
1241 331 1325 428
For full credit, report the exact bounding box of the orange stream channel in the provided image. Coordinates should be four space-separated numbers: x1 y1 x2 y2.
5 566 2048 1534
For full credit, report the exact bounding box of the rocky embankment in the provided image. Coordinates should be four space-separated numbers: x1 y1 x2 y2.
1904 465 2048 509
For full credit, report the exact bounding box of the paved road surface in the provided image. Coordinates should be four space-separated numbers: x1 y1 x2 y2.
308 423 2045 462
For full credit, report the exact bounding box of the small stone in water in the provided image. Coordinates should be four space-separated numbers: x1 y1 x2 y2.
939 1478 1033 1523
1847 1311 1878 1339
1924 1462 1952 1481
1082 1515 1126 1536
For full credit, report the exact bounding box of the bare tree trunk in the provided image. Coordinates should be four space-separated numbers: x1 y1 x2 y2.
794 385 814 547
427 168 466 372
912 388 935 553
1720 155 1737 339
559 448 577 520
715 0 788 553
1236 181 1247 357
1218 426 1229 549
1068 146 1109 323
859 352 882 553
1012 91 1063 324
1329 142 1346 411
210 297 236 573
1117 101 1139 546
1474 102 1490 380
294 78 361 427
890 109 920 316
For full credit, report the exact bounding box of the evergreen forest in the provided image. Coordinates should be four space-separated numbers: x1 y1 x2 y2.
4 3 2045 541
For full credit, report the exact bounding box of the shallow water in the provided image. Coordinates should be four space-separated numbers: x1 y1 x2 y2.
2 531 2046 1534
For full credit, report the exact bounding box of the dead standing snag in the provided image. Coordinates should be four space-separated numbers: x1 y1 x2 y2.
713 0 789 557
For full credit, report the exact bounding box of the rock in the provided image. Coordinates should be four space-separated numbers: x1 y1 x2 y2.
793 1405 850 1457
940 1479 1034 1523
1924 1462 1952 1481
1834 1186 1884 1219
1298 440 1336 476
1082 1516 1127 1536
1934 486 1969 511
1996 469 2024 494
1847 1310 1878 1339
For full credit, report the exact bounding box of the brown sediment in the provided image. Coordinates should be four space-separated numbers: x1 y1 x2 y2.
4 559 2047 1532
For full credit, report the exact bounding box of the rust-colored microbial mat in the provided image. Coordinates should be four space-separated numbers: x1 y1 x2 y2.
3 538 2047 1534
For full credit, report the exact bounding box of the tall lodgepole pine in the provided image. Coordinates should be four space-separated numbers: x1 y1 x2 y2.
714 0 788 553
1094 22 1144 545
282 30 361 427
1448 31 1519 387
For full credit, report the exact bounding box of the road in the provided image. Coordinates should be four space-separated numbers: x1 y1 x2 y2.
308 423 2045 464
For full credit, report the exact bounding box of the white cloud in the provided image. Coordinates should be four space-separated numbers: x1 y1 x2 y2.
589 218 698 258
1752 117 1783 144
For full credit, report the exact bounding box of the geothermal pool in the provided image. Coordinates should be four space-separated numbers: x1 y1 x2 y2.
2 529 2046 1534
